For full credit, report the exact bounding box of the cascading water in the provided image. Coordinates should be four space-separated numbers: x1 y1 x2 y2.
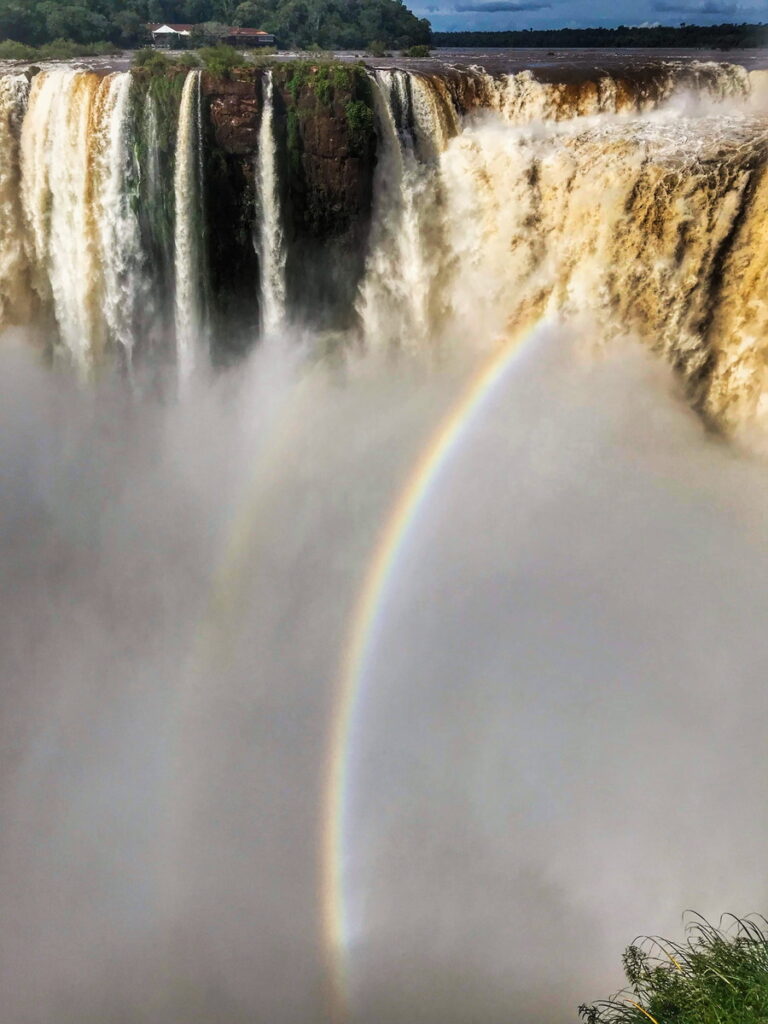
144 93 162 208
15 69 151 371
356 70 442 354
91 72 148 365
21 70 104 370
422 58 753 124
353 63 768 430
256 69 287 335
0 74 30 327
481 60 752 122
1 59 767 427
174 69 206 380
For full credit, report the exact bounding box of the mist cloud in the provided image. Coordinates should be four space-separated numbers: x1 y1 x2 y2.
2 323 768 1022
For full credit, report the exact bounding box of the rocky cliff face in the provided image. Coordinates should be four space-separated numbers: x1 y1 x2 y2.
202 74 262 358
201 64 377 355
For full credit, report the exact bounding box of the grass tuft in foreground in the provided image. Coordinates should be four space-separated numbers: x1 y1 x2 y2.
580 915 768 1024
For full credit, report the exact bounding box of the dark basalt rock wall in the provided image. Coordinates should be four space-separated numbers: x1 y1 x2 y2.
272 62 378 331
203 74 263 360
200 64 377 356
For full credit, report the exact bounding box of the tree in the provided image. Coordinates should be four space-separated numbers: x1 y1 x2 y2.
113 9 147 46
40 2 110 43
233 0 274 26
214 0 239 22
0 0 433 51
0 0 42 44
191 19 230 43
197 41 246 72
183 0 214 21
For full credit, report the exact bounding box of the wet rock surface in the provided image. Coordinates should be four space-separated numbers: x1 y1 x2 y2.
200 66 377 337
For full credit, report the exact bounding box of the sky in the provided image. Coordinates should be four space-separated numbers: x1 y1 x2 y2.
412 0 768 33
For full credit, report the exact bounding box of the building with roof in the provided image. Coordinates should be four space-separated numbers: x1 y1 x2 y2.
149 24 194 47
148 23 276 48
224 27 276 46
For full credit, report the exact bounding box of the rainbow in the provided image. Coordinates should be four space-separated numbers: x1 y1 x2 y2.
321 324 544 1023
154 358 314 912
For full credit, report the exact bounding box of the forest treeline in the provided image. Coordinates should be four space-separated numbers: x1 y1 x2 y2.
432 22 768 49
0 0 430 50
2 0 765 55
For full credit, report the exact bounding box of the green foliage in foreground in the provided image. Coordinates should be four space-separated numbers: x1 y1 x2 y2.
580 916 768 1024
0 37 117 59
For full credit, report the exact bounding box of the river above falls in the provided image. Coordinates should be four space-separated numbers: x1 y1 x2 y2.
2 46 768 81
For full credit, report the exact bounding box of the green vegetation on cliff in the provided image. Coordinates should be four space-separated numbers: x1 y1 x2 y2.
197 42 247 73
282 60 363 104
266 61 376 327
580 916 768 1024
129 68 186 272
345 98 374 155
0 0 430 51
0 37 117 58
433 22 768 49
273 60 376 202
141 57 376 346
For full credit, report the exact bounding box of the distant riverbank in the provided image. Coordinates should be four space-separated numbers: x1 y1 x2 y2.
432 22 768 49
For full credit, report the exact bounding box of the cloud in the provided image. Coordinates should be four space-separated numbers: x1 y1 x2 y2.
651 0 749 13
453 0 551 11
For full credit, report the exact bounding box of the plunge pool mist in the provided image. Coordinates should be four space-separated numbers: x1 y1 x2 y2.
2 323 768 1023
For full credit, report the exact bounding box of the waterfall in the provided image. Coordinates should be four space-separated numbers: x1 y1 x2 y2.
256 69 286 335
2 59 768 428
174 69 206 381
21 70 104 371
460 60 753 124
356 70 443 354
408 72 460 158
144 94 162 208
91 72 147 365
354 63 768 428
18 70 152 371
136 90 166 355
0 74 30 328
